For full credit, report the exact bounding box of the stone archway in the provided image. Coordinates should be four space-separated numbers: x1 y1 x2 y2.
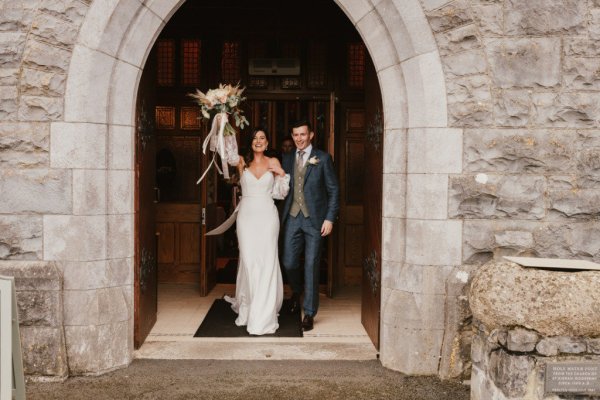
46 0 461 375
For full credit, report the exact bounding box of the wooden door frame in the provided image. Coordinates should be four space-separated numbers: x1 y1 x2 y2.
134 124 158 348
199 121 217 296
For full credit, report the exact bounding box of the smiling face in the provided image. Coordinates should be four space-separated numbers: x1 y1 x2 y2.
291 125 314 151
252 130 268 153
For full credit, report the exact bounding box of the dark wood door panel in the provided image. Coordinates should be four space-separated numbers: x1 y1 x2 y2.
156 137 202 203
156 223 175 264
201 201 217 295
344 224 364 267
346 109 366 134
156 204 202 284
159 264 201 283
156 203 202 222
179 223 201 264
338 105 366 287
344 206 363 225
344 139 365 205
135 62 158 349
361 60 383 350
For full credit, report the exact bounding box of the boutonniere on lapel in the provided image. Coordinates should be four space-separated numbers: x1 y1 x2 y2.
307 156 320 166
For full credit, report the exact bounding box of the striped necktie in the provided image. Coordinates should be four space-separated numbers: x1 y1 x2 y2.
297 150 305 169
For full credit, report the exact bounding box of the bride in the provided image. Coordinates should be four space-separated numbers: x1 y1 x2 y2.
224 128 290 335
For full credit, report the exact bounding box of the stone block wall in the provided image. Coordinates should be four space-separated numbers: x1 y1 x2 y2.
470 259 600 398
410 0 600 380
471 325 600 399
420 0 600 265
0 0 135 376
422 0 600 265
2 0 600 379
0 0 132 377
0 261 67 379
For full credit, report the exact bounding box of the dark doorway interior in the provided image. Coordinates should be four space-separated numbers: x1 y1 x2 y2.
135 0 383 349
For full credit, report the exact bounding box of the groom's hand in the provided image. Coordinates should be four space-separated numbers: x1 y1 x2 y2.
321 220 333 237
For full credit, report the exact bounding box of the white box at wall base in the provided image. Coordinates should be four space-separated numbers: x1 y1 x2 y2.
0 276 25 400
504 256 600 271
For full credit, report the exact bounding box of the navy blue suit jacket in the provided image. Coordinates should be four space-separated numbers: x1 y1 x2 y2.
281 148 340 230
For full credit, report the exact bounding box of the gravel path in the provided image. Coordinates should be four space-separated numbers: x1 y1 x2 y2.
27 359 470 400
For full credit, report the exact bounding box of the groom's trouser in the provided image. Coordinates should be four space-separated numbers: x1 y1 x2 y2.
282 214 322 317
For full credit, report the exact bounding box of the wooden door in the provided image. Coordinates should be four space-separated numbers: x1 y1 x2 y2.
154 125 217 295
337 104 366 287
156 202 202 283
245 97 332 158
135 65 158 348
200 129 218 296
326 93 337 298
361 60 383 349
155 136 204 284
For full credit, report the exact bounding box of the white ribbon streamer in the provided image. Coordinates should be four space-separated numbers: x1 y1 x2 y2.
205 204 240 236
217 112 228 180
196 112 231 184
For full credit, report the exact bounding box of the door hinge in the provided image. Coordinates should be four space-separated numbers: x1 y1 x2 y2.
202 207 206 225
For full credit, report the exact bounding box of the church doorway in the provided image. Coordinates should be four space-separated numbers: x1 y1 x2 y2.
134 0 383 351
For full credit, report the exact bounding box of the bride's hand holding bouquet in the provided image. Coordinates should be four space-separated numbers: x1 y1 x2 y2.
189 83 248 183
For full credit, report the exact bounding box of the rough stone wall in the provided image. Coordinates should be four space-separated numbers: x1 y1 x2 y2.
416 0 600 379
0 261 67 379
0 0 116 377
470 260 600 399
0 0 90 255
422 0 600 263
2 0 600 380
471 325 600 399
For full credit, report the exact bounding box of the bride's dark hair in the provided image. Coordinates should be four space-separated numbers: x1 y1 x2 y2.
244 127 269 167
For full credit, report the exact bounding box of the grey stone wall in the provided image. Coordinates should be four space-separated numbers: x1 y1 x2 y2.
471 325 600 400
0 261 67 379
1 0 600 380
470 260 600 399
0 0 127 378
417 0 600 380
422 0 600 264
1 0 89 257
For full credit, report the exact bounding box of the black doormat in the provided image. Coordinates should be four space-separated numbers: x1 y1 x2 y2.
194 299 303 337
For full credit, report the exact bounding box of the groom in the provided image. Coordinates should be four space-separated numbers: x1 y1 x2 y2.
281 119 339 331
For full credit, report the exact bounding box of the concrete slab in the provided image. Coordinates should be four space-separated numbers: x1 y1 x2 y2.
26 359 470 400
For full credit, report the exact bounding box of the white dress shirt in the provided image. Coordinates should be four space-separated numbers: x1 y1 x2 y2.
296 144 312 168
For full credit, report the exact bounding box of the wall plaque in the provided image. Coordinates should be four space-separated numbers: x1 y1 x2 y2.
546 362 600 395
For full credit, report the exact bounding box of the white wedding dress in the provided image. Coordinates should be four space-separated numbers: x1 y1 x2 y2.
224 169 289 335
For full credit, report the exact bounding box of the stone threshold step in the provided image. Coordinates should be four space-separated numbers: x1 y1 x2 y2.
135 341 378 361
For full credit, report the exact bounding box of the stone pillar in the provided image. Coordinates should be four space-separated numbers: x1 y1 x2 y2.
0 261 67 379
469 260 600 399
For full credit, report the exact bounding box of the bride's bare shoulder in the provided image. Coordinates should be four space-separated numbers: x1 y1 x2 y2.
266 156 281 166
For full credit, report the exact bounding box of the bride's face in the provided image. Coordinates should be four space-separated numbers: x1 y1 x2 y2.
252 131 268 153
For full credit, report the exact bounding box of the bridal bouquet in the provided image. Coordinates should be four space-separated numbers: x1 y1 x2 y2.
189 83 249 183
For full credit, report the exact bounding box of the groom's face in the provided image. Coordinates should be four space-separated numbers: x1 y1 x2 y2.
292 125 314 151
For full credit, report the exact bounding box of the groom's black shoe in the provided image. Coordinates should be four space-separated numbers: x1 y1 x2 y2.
301 315 314 331
289 293 300 314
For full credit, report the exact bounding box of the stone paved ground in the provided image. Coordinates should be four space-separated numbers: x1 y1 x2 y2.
26 360 470 400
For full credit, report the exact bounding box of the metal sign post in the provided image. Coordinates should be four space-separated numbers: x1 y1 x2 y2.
0 276 25 400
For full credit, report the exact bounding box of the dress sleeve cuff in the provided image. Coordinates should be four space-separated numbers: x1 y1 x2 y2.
271 174 291 200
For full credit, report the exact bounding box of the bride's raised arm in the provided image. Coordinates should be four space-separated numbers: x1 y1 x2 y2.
236 156 246 175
